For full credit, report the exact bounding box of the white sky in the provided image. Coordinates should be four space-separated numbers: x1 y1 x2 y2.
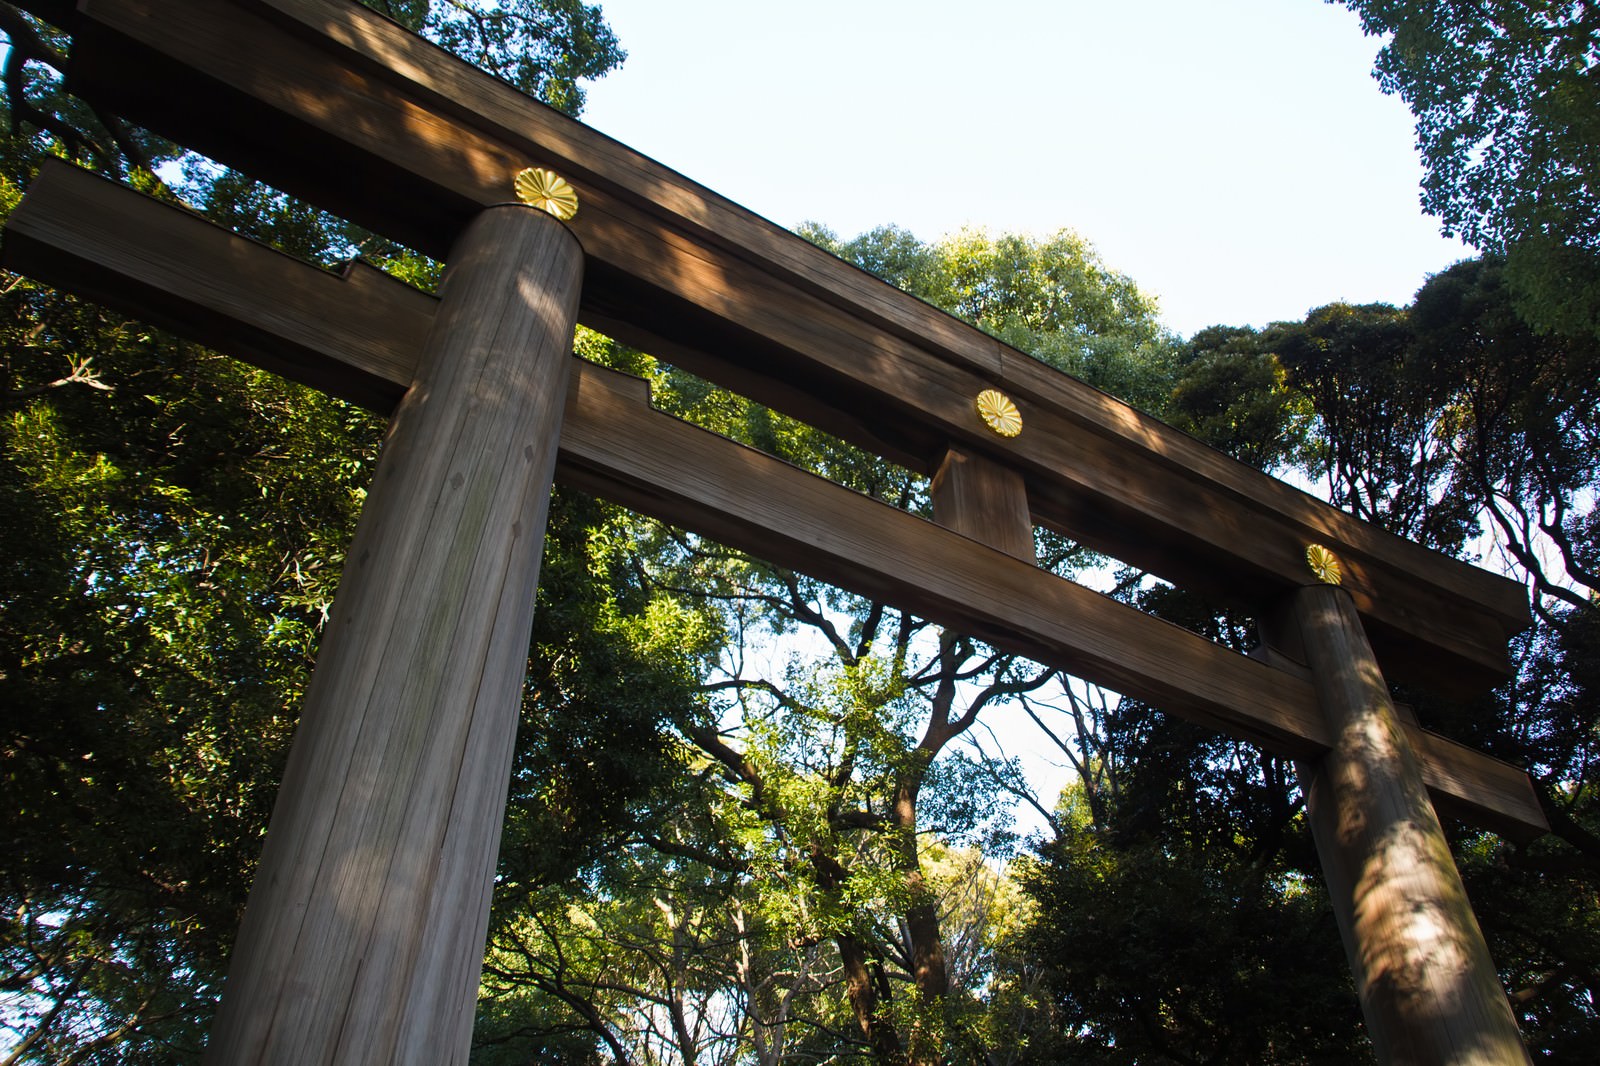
578 0 1472 339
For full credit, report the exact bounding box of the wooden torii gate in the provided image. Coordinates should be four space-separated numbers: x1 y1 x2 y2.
3 1 1551 1062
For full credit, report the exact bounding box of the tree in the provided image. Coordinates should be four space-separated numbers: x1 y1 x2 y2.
1408 256 1600 620
1269 301 1476 551
650 224 1173 1066
364 0 624 115
473 225 1179 1065
675 219 1177 1056
0 3 652 1061
817 224 1178 414
1168 324 1310 472
1329 0 1600 338
1020 783 1367 1064
1019 264 1600 1062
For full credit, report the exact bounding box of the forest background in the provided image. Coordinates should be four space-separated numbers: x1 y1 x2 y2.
1 1 1596 1063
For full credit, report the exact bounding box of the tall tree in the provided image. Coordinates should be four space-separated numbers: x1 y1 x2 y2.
1269 300 1474 550
652 223 1174 1066
1021 266 1600 1062
1408 256 1600 620
1328 0 1600 338
364 0 624 114
0 3 652 1061
475 224 1179 1065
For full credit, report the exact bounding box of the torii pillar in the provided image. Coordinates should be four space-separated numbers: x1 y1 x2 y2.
1290 579 1531 1065
204 202 582 1065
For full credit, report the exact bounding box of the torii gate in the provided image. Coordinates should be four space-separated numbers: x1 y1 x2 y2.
3 1 1550 1062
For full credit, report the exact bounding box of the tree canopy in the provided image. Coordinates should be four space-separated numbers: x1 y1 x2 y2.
1329 0 1600 338
1060 266 1600 1062
463 223 1180 1064
1 1 649 1059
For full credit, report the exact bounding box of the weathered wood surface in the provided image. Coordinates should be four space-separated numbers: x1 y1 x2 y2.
0 161 1548 841
1294 585 1532 1065
0 162 424 412
39 0 1529 693
199 205 583 1065
931 447 1037 564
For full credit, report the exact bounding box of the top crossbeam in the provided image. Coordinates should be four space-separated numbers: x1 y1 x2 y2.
37 0 1530 695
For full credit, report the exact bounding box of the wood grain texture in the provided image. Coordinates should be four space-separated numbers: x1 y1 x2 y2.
51 0 1529 693
200 206 582 1065
931 447 1037 564
1295 585 1531 1066
0 163 1546 839
3 159 426 412
560 366 1331 756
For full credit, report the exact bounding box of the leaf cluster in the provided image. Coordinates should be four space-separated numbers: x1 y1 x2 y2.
362 0 625 114
1330 0 1600 337
1020 252 1600 1062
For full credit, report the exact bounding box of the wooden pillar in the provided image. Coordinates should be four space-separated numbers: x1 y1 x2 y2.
1292 584 1530 1066
204 204 583 1065
930 446 1036 563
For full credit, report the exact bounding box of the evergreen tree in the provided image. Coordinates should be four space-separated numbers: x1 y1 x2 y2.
0 4 688 1061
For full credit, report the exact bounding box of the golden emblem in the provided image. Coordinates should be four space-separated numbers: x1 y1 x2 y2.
976 389 1022 438
1306 544 1342 585
513 167 579 220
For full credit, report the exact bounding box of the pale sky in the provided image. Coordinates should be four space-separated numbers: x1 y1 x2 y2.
578 0 1472 339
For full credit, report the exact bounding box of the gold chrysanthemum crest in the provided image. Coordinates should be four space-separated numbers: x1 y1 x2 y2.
513 167 579 220
975 389 1022 438
1306 544 1342 585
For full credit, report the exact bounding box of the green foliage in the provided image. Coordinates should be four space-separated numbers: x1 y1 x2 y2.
0 3 664 1060
362 0 625 115
803 222 1181 414
1330 0 1600 338
1022 254 1600 1062
498 490 719 890
1 277 381 1058
1020 814 1367 1064
1169 325 1311 471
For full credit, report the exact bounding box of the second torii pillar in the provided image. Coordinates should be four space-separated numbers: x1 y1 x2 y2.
204 203 583 1065
1293 582 1531 1065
